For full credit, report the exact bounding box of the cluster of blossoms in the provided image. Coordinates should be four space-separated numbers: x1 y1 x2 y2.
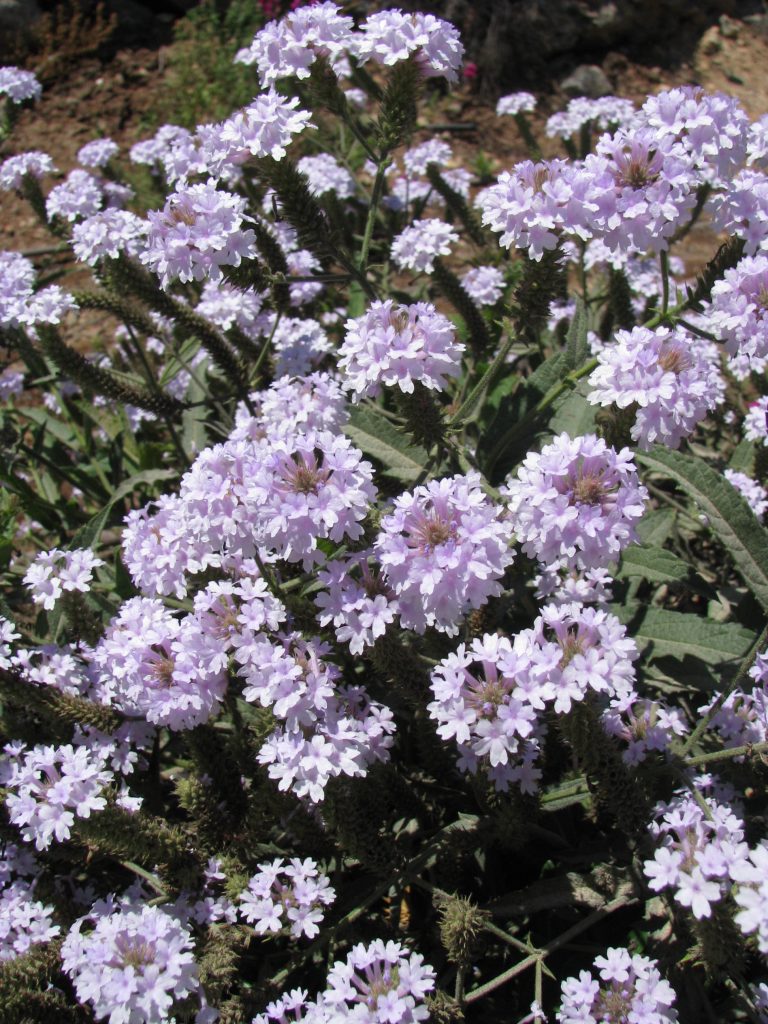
0 250 76 328
2 742 113 850
496 91 536 117
315 551 398 655
724 468 768 520
428 604 639 791
0 841 59 960
297 153 355 199
587 325 724 449
22 547 103 610
557 947 678 1023
0 150 55 191
643 777 750 919
697 648 768 753
61 901 205 1024
390 218 458 273
339 299 464 398
0 66 41 104
254 941 435 1024
503 433 647 571
201 89 313 174
702 254 768 378
142 179 256 287
545 96 637 140
238 858 335 939
601 696 687 765
375 472 515 635
239 632 394 802
460 265 505 306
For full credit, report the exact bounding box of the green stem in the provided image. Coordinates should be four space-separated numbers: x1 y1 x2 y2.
485 357 598 474
449 328 517 428
464 894 635 1004
683 739 768 768
359 160 388 277
660 249 670 316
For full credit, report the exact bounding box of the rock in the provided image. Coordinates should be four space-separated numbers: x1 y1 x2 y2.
560 64 613 98
719 13 741 36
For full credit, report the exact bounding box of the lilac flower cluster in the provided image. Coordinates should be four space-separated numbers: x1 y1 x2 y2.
460 265 505 306
239 858 335 939
141 179 257 287
601 696 687 765
355 10 464 82
315 551 398 655
61 901 203 1024
253 940 435 1024
496 92 536 117
375 472 514 635
77 138 119 168
745 397 768 446
339 299 463 399
703 255 768 378
297 153 355 199
643 777 749 919
587 325 724 449
390 218 458 274
91 597 229 730
201 90 313 175
503 433 647 571
2 742 113 850
71 208 147 265
0 842 59 961
0 66 42 103
557 947 677 1024
45 169 105 222
237 632 394 802
545 96 636 139
0 150 55 191
22 548 103 610
724 469 768 520
697 649 768 753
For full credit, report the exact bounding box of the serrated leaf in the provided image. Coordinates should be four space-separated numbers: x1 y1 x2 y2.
637 446 768 613
617 546 714 597
182 357 210 458
612 604 755 666
563 298 590 371
345 405 428 482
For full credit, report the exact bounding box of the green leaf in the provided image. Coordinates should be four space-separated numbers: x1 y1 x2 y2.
181 358 210 459
563 298 590 372
637 446 768 613
547 383 597 439
345 405 429 482
613 604 755 666
70 469 176 551
617 546 714 597
636 508 676 547
729 439 756 475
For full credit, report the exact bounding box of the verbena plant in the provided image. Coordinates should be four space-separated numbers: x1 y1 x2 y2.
0 8 767 1023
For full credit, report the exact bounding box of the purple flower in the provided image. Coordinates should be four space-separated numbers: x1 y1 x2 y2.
356 10 464 83
587 325 724 448
0 66 41 103
702 255 768 378
374 471 514 635
71 209 147 265
3 743 113 850
0 151 55 191
45 169 104 222
745 397 768 446
231 372 349 444
724 469 768 520
297 153 355 199
77 138 119 168
497 92 537 117
91 598 228 730
557 948 677 1024
315 551 398 655
201 90 313 175
390 218 458 274
402 140 453 177
23 548 103 610
503 432 647 571
235 2 355 85
340 299 463 399
545 96 636 139
710 169 768 255
141 179 257 287
239 857 335 939
460 265 505 306
322 938 436 1022
61 902 201 1024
